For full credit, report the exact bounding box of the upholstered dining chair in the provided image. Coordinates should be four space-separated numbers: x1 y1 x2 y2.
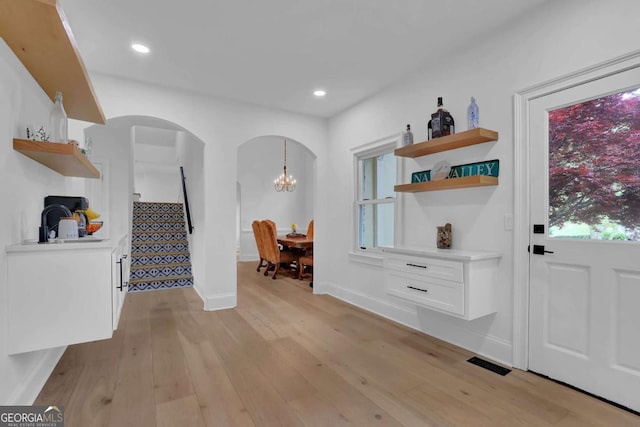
260 220 299 279
305 219 314 240
298 219 314 284
263 219 281 249
251 220 268 272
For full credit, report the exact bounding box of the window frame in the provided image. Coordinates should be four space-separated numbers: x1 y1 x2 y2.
351 133 402 255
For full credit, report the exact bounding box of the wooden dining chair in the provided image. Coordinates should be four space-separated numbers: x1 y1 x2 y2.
260 220 299 280
251 220 268 272
298 254 313 282
298 220 314 283
305 219 314 240
264 219 277 233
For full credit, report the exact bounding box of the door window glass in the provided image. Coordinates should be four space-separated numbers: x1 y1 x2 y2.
548 87 640 241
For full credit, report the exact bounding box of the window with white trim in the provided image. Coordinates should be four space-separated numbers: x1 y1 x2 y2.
354 138 397 252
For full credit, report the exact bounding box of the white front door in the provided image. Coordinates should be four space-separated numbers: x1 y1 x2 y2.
528 66 640 412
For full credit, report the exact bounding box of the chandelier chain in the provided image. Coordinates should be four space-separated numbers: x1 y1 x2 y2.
274 139 296 192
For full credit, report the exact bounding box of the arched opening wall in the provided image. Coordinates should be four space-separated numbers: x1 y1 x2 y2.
78 73 329 309
75 115 207 299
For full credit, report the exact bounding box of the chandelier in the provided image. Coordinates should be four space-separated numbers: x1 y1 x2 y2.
274 139 296 192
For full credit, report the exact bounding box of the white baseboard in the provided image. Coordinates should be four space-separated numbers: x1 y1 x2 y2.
193 284 237 311
321 280 513 367
239 255 259 262
8 346 66 405
203 292 237 311
193 284 206 307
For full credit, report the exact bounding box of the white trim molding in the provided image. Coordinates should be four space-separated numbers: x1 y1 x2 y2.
193 285 237 311
512 49 640 370
203 292 237 311
351 132 403 256
348 251 384 267
323 280 512 365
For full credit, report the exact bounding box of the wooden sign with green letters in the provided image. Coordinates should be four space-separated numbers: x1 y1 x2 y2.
412 159 499 183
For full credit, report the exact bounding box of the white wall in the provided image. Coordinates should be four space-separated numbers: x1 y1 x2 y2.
135 166 180 203
238 136 315 261
133 126 181 202
84 125 134 243
176 131 205 301
321 0 640 365
135 143 177 164
0 39 82 404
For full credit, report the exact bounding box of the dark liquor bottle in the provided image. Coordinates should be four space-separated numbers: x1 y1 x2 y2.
427 97 455 140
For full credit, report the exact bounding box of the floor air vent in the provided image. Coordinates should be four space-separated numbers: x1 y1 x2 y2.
467 356 511 376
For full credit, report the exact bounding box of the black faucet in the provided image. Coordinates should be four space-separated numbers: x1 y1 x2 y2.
39 204 73 243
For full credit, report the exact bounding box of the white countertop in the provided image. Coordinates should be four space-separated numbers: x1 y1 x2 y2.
6 236 116 253
383 246 502 261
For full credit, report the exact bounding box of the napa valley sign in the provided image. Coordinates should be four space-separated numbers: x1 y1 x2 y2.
411 159 499 183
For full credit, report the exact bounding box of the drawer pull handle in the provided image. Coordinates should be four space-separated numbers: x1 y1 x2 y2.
406 263 427 269
407 285 428 293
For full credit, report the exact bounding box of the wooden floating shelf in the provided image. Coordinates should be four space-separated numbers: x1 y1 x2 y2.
0 0 105 124
395 128 498 158
394 175 498 192
13 138 100 179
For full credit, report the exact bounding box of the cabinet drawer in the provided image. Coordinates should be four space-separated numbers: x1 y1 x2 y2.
385 270 464 315
384 254 463 283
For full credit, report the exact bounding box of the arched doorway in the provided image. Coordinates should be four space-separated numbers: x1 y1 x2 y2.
236 135 317 265
80 115 207 297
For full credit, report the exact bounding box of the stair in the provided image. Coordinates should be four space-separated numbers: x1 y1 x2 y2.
129 201 194 292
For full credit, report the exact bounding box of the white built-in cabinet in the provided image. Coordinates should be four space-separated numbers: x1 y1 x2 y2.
6 236 129 354
111 235 129 330
383 247 501 320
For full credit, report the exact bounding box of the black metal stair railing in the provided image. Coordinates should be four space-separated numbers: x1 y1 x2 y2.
180 166 194 234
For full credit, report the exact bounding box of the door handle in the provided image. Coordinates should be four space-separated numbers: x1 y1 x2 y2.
532 244 554 255
117 257 126 291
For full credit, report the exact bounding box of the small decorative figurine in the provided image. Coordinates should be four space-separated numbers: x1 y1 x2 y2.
437 223 452 249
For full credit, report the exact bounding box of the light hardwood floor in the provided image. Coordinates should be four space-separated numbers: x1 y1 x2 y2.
35 262 639 426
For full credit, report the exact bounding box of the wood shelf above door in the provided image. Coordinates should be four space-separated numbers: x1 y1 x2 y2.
0 0 105 124
13 138 100 178
394 175 498 192
395 128 498 158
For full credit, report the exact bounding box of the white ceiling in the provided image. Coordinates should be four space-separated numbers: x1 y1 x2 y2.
59 0 550 118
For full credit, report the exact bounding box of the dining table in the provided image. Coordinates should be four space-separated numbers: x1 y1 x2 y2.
277 234 313 250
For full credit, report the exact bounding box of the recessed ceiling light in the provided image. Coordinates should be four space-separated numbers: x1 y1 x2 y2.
131 43 150 54
313 90 326 97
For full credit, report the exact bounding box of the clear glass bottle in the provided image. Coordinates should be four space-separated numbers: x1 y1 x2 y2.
402 124 414 146
84 137 93 159
428 97 455 140
49 91 68 144
467 96 479 129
